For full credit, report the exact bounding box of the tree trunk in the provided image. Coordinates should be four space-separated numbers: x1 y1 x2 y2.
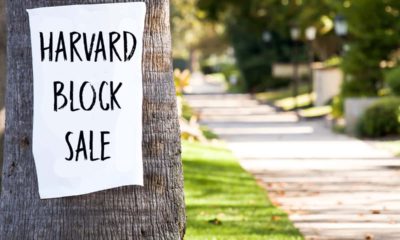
0 0 185 239
0 0 6 172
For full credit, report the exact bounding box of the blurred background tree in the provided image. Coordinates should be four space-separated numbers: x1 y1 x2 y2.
171 0 228 71
172 0 400 100
196 0 344 92
341 0 400 97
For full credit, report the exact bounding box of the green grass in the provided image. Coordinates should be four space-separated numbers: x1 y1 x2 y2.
299 106 332 119
182 101 195 121
332 122 346 134
255 84 314 111
183 141 303 240
206 73 227 83
200 126 219 140
274 94 314 111
255 84 309 103
373 140 400 157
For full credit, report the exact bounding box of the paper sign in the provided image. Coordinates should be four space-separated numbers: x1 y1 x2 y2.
27 3 146 199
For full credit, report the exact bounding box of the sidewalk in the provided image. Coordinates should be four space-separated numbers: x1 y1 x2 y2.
186 92 400 240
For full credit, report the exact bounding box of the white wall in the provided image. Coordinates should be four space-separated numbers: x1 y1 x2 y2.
313 67 343 106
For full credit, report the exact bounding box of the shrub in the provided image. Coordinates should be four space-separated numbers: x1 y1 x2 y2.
385 67 400 96
331 95 344 118
357 97 400 138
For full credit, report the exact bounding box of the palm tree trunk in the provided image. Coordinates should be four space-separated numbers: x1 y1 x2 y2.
0 0 6 174
0 0 185 239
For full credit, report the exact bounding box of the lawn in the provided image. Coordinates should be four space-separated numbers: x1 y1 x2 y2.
274 93 315 111
372 140 400 157
255 84 309 103
255 84 314 111
183 140 303 240
299 105 332 119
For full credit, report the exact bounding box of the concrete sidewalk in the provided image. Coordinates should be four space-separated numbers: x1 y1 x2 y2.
186 93 400 240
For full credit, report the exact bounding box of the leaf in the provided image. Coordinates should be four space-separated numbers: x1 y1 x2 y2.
208 218 222 225
365 233 374 240
371 210 381 214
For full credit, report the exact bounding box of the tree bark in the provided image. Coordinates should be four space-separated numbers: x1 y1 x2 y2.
0 0 185 239
0 0 6 174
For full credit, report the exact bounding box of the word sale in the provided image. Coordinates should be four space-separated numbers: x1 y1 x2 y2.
65 131 110 161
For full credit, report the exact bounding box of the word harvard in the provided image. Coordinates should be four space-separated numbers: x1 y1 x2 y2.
40 31 137 62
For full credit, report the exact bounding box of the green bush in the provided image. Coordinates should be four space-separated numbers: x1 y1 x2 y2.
182 101 194 121
357 97 400 138
385 67 400 96
331 95 344 118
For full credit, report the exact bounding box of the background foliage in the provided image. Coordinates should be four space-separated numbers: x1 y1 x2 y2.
341 0 400 97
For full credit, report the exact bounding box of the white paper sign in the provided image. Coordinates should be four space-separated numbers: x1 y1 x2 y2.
27 3 146 199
